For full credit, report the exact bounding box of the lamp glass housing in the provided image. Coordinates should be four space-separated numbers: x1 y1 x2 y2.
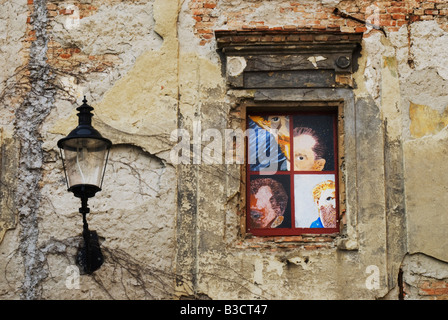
60 137 110 198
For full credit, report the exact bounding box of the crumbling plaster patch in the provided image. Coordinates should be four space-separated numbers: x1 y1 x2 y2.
403 253 448 283
48 0 164 114
216 0 341 28
401 24 448 262
0 0 29 138
404 126 448 263
401 253 448 299
47 0 181 157
409 102 448 138
194 227 384 299
178 0 218 62
353 30 405 140
410 21 448 81
51 1 162 67
370 20 448 290
14 0 56 300
80 0 179 159
0 0 28 95
401 68 448 141
399 21 448 139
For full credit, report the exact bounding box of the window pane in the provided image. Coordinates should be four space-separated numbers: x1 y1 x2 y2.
294 174 337 228
62 143 108 188
246 110 338 236
292 115 334 171
249 175 291 229
248 115 290 172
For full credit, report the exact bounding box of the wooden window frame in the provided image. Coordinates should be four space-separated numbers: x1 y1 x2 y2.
241 101 345 239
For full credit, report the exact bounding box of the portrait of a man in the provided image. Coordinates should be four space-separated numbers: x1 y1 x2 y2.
249 177 289 229
294 174 337 229
310 180 337 228
293 114 335 171
293 127 326 171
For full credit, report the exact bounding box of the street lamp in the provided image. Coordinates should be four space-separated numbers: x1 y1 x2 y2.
57 96 112 274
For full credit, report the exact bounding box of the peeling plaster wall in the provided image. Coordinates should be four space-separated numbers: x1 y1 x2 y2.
1 0 448 300
402 21 448 265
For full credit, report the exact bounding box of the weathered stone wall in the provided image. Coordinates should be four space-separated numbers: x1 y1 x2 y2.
1 0 448 300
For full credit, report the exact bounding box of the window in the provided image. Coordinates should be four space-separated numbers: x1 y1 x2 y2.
246 110 339 236
215 29 361 242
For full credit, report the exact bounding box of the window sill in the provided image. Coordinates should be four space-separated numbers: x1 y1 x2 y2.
235 233 340 250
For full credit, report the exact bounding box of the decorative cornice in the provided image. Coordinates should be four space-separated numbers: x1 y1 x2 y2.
215 30 362 89
215 30 363 50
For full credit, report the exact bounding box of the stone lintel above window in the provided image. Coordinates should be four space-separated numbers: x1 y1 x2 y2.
215 30 363 89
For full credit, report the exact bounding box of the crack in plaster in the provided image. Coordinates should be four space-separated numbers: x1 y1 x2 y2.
15 0 55 300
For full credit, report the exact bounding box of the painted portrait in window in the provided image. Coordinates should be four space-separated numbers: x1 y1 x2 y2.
246 110 338 236
248 115 290 172
292 114 335 172
294 174 337 229
249 175 291 229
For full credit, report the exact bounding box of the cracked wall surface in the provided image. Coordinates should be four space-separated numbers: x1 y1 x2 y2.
1 0 448 300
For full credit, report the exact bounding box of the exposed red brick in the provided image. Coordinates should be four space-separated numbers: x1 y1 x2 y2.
388 7 409 14
201 33 214 40
191 8 207 16
420 280 448 289
204 3 216 9
255 25 270 31
391 13 406 20
396 20 408 26
195 21 214 29
283 25 298 31
191 1 448 58
59 53 71 59
59 9 74 15
197 28 213 34
355 26 368 32
420 287 448 296
410 15 421 22
425 9 439 15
